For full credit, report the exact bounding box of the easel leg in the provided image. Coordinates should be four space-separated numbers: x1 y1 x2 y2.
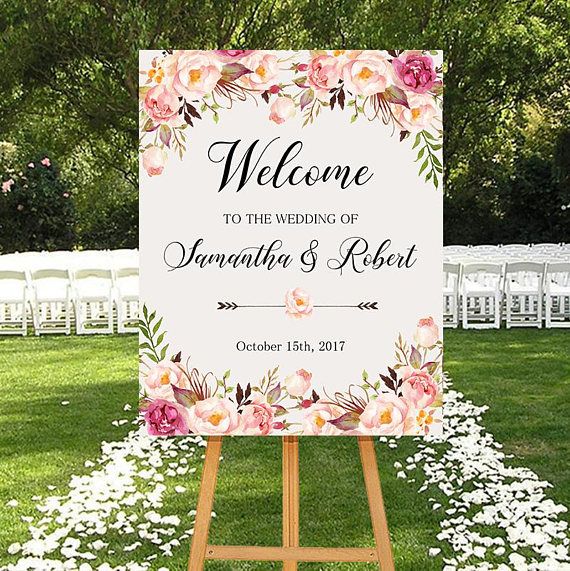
282 436 299 571
188 436 223 571
358 437 395 571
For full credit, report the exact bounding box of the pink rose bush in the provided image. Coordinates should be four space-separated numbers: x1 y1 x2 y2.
140 306 442 436
139 50 442 186
285 287 313 319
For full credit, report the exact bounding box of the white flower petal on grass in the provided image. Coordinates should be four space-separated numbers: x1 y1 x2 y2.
6 500 18 508
385 376 570 570
61 401 70 406
2 426 203 571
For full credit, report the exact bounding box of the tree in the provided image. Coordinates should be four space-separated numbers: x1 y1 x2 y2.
0 0 568 246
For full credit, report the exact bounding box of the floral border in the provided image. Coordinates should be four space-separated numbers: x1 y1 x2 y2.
139 50 443 188
139 307 443 437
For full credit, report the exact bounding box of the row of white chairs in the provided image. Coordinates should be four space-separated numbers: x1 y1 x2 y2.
2 247 569 334
0 250 139 335
444 260 570 329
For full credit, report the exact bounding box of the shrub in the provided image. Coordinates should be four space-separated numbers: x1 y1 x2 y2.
0 155 75 253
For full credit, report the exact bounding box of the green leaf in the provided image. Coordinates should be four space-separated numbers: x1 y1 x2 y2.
139 342 153 352
152 317 163 335
362 369 368 381
416 147 425 160
412 133 421 149
419 158 429 176
156 331 166 346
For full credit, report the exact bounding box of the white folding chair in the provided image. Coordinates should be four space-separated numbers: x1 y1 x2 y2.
504 262 545 328
30 269 72 335
115 267 139 333
72 269 114 334
545 262 570 328
461 263 503 329
0 270 29 335
443 262 461 328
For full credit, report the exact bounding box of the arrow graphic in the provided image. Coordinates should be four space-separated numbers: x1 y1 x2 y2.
217 301 379 311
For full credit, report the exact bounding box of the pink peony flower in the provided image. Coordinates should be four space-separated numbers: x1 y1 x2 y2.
144 360 187 400
144 84 181 124
284 369 312 397
240 394 274 435
1 179 14 193
413 316 439 348
269 97 296 124
342 52 391 96
359 394 408 435
285 288 313 319
187 397 240 435
145 399 189 436
172 52 222 100
142 146 167 176
392 51 437 94
307 55 341 99
41 157 51 167
239 52 279 90
393 93 437 133
401 370 438 409
213 50 255 62
302 401 340 435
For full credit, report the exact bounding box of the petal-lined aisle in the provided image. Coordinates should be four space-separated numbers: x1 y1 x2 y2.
3 377 569 570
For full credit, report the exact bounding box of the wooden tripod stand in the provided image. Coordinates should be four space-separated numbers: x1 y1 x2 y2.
187 436 395 570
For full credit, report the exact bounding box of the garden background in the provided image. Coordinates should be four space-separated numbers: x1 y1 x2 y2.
0 0 569 252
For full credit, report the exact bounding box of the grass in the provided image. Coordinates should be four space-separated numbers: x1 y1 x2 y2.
0 330 568 570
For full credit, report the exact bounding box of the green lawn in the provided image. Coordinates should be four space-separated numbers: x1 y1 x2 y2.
0 330 568 570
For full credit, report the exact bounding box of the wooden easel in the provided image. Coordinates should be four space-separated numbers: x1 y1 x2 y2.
188 436 395 570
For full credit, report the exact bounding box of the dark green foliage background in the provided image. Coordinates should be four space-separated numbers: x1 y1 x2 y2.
0 0 568 250
0 156 75 252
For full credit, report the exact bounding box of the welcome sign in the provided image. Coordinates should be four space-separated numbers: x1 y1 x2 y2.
139 50 443 437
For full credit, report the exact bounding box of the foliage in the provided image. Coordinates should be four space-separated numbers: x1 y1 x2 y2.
0 0 568 246
0 155 75 253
